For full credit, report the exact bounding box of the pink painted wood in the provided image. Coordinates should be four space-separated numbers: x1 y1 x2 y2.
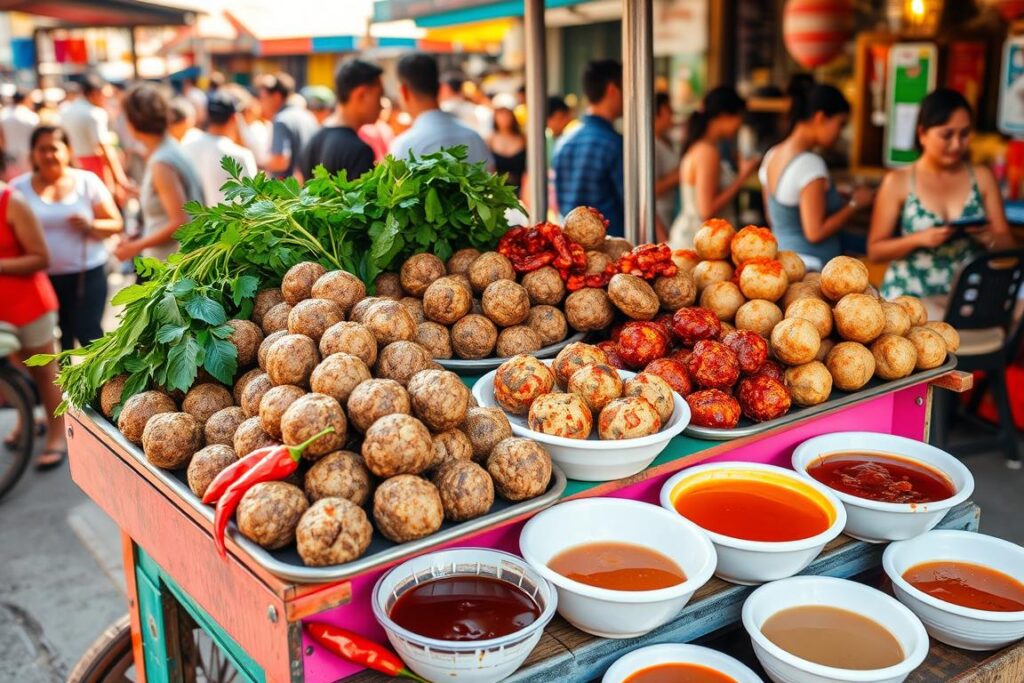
302 384 931 681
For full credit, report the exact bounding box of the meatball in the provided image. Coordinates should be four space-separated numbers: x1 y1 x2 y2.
785 297 834 339
373 272 403 299
671 249 701 274
240 372 274 417
608 273 660 321
602 237 634 261
521 266 566 306
252 288 284 327
462 407 514 460
407 369 470 432
304 450 372 505
186 444 237 498
906 326 947 370
431 429 474 469
347 379 411 433
819 256 869 301
613 321 666 369
834 293 885 344
415 321 453 359
451 314 498 359
261 302 292 335
924 321 960 353
565 288 615 332
311 270 366 317
553 342 610 388
447 247 481 276
891 295 928 327
734 299 783 338
654 271 697 311
700 281 746 321
736 375 791 422
257 384 305 440
280 393 347 458
227 319 263 367
362 413 433 477
569 363 624 413
816 337 836 363
722 329 769 375
597 340 629 370
374 475 444 543
205 406 245 446
257 331 288 372
731 225 778 265
399 297 426 324
375 341 434 385
692 259 735 293
623 373 675 424
282 262 327 305
770 318 821 366
777 251 806 283
142 412 202 469
117 391 177 445
422 276 472 325
266 334 320 386
687 339 741 390
310 353 371 404
492 326 539 358
784 361 833 407
686 389 741 429
737 258 788 302
237 481 308 550
468 252 516 294
182 383 233 428
871 334 919 381
528 392 593 439
99 374 129 419
782 282 823 310
826 341 875 392
598 396 662 440
400 253 446 296
644 358 693 396
494 355 556 415
487 438 553 501
482 279 531 326
753 359 786 383
319 321 378 367
563 206 608 249
694 218 736 260
671 307 721 345
586 250 614 275
364 300 417 346
880 302 912 337
349 297 383 324
234 416 280 457
434 460 495 522
296 498 373 566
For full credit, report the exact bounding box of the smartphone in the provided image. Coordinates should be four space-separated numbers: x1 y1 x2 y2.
945 216 987 238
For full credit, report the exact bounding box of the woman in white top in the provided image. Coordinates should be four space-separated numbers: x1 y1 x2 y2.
670 86 760 248
12 125 122 350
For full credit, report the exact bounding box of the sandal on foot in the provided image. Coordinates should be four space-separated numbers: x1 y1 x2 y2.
35 449 67 471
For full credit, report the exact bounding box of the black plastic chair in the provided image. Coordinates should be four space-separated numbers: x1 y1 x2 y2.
932 248 1024 467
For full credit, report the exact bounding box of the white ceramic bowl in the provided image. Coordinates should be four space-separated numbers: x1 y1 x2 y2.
372 547 557 683
883 530 1024 651
742 576 929 683
791 432 974 543
519 498 716 638
472 361 690 481
602 643 762 683
660 463 846 585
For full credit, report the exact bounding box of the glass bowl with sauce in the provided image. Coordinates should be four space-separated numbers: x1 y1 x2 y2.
602 643 761 683
659 463 846 585
371 547 557 683
883 530 1024 651
519 498 717 639
791 432 974 543
741 576 929 683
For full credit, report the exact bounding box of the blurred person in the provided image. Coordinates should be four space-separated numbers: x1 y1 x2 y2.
109 81 146 186
114 84 204 263
545 95 573 165
168 96 200 144
12 126 122 351
552 59 625 236
224 84 270 165
258 72 319 178
869 88 1014 312
489 106 526 195
359 95 395 162
208 71 226 93
301 85 337 125
652 92 680 243
57 81 81 117
389 53 491 166
440 71 484 135
0 89 40 180
299 59 382 181
672 86 758 248
182 92 257 205
60 74 131 195
759 82 872 267
181 76 208 127
0 178 66 468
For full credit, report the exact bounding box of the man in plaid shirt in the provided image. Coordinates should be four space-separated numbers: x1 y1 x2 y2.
552 60 625 237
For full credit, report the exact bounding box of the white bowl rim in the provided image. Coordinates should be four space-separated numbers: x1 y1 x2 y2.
659 462 847 553
519 498 718 604
472 361 692 450
602 643 762 682
371 547 558 650
742 575 930 681
791 432 975 513
883 530 1024 621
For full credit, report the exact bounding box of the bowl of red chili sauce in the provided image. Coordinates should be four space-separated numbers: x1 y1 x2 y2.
791 432 974 543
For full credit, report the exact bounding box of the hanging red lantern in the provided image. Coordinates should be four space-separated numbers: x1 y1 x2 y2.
987 0 1024 21
783 0 855 69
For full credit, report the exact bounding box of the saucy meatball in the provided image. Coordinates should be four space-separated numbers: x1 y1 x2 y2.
736 375 790 422
686 340 741 390
616 321 669 369
671 307 722 346
494 355 556 415
722 329 769 375
623 373 674 424
686 389 741 429
643 358 693 395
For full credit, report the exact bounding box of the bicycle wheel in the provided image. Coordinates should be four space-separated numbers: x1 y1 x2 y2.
0 365 34 501
67 615 135 683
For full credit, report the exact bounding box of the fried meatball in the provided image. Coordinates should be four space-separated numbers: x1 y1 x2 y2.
602 237 635 261
434 460 495 522
361 413 433 477
734 299 784 338
731 225 778 265
671 249 701 274
364 300 417 346
240 372 274 417
563 206 608 249
644 358 693 395
737 258 788 302
415 321 453 359
520 307 563 348
238 482 308 550
782 282 824 310
421 276 472 325
827 342 875 392
607 273 660 321
288 299 344 344
259 384 307 439
820 256 869 301
494 355 556 416
737 375 791 422
447 247 481 276
568 363 624 413
143 412 202 469
282 262 327 305
373 272 403 299
227 319 263 368
234 416 280 456
880 302 912 337
252 288 284 326
834 293 885 344
777 251 807 283
871 334 918 381
266 334 320 386
694 218 736 260
431 429 474 470
349 297 383 324
205 406 245 446
319 321 378 367
687 339 741 390
616 321 670 369
785 297 833 339
924 321 960 353
281 393 347 458
375 341 434 385
553 342 610 388
528 392 593 439
565 287 615 332
407 369 470 432
816 337 836 363
722 329 769 375
468 252 516 294
304 450 372 505
373 475 443 543
296 498 372 566
623 373 674 424
487 438 552 501
451 314 499 359
182 383 233 428
784 361 833 407
598 396 662 440
261 302 292 335
521 266 566 306
118 391 177 445
400 253 446 296
686 389 741 429
99 374 129 419
586 250 614 276
482 279 531 327
347 379 411 433
257 331 288 372
311 270 366 316
399 297 426 325
186 444 236 498
891 295 928 327
653 271 697 312
906 326 947 370
692 259 735 293
770 318 821 366
462 407 514 461
310 353 371 404
671 307 722 345
700 281 746 321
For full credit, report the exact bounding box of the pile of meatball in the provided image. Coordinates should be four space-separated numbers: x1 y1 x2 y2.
104 261 553 568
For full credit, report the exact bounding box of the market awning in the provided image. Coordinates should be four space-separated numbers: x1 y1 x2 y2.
373 0 592 26
0 0 195 27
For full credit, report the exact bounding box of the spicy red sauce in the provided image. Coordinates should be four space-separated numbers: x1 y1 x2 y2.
807 452 955 504
903 561 1024 612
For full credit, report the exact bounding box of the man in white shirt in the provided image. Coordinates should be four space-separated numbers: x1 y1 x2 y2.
182 92 257 205
60 73 131 194
0 90 39 179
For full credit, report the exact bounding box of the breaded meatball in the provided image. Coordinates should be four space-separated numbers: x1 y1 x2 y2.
186 444 236 498
564 288 615 332
722 329 769 375
118 391 177 445
924 321 960 353
519 266 563 306
553 342 610 388
319 321 378 367
871 334 918 380
99 374 129 419
282 262 327 305
266 334 320 386
891 295 928 327
564 207 609 250
374 475 444 542
784 361 833 407
431 429 475 469
496 325 543 358
770 318 821 365
781 282 823 310
700 281 746 321
598 396 662 440
602 237 634 261
240 372 274 417
434 460 495 522
227 319 263 367
737 258 788 302
304 450 372 505
407 369 470 432
349 297 383 324
785 297 834 339
607 273 660 321
694 218 736 260
252 288 284 326
880 302 912 337
449 314 498 359
526 305 568 346
237 481 308 550
686 389 741 429
261 302 292 335
644 358 693 395
816 337 836 363
569 363 624 413
462 407 514 461
586 250 614 276
736 375 790 422
259 384 306 439
819 256 869 301
654 271 697 311
777 251 806 283
906 326 947 370
731 225 778 265
373 272 403 299
487 438 553 501
671 307 721 345
182 383 233 427
234 416 280 456
494 355 556 415
671 249 701 274
415 321 453 359
623 373 675 424
826 341 875 392
205 406 245 446
399 297 426 324
400 253 446 296
296 498 372 566
422 276 472 325
468 252 516 294
833 293 885 344
735 299 784 338
257 331 288 372
375 341 434 386
310 353 371 404
687 339 741 390
143 412 202 469
482 280 531 328
362 413 433 477
616 321 669 369
692 259 735 293
364 300 417 346
447 247 481 276
528 392 593 439
280 393 347 458
311 270 366 316
347 379 411 433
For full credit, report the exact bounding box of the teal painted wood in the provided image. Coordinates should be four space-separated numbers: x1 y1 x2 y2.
503 501 981 683
135 570 176 683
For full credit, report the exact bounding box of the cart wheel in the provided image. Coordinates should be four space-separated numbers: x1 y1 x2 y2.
67 615 134 683
0 364 35 501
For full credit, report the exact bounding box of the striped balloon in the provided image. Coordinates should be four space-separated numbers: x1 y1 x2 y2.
783 0 854 69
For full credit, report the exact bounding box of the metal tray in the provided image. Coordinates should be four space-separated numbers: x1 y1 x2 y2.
437 332 586 373
683 355 957 441
83 406 567 583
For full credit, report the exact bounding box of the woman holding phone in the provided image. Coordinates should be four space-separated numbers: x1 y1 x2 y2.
868 89 1014 311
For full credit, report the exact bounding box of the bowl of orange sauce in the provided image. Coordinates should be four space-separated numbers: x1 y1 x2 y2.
792 432 974 543
602 644 761 683
883 530 1024 651
660 463 845 585
519 498 717 638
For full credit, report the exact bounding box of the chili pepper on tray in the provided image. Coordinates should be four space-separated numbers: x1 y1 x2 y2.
305 622 429 682
212 426 334 557
201 445 278 505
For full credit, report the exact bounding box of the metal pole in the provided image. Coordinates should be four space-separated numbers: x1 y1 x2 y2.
524 0 547 222
622 0 655 244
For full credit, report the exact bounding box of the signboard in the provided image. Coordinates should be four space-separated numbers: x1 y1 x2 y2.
883 42 937 168
998 35 1024 137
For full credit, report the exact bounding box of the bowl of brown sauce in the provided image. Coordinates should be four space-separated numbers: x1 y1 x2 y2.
791 432 974 543
883 530 1024 651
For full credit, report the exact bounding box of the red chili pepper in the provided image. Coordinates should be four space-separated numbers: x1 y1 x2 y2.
201 445 278 504
212 426 334 557
305 622 429 682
